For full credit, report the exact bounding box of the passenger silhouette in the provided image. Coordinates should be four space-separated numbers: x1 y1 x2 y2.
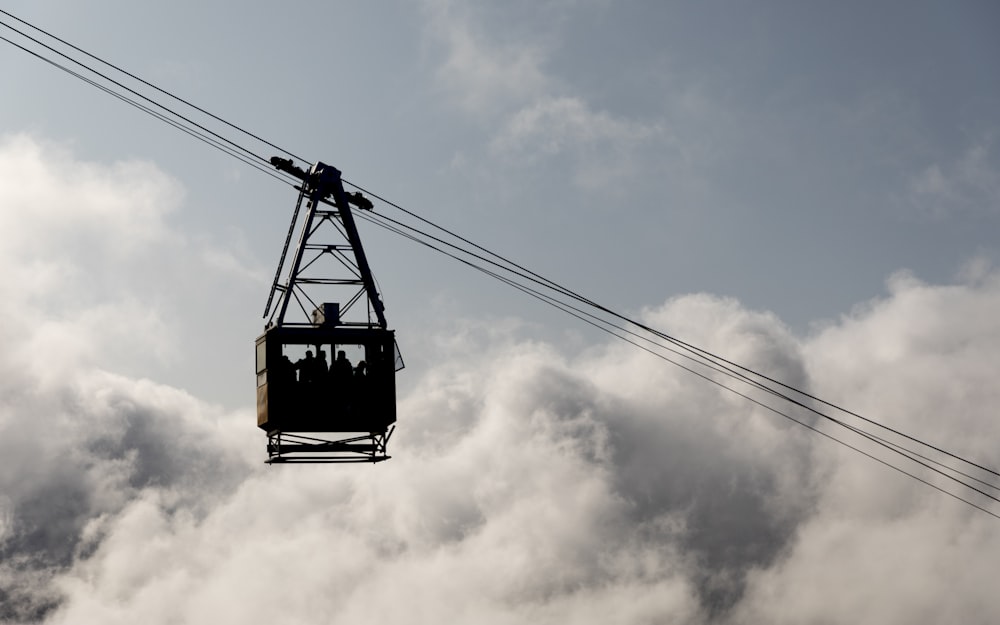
354 360 370 406
295 350 316 383
317 349 330 376
334 350 353 381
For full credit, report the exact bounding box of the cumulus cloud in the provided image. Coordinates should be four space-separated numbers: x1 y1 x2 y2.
3 134 1000 624
16 264 998 624
33 326 810 623
0 134 181 258
0 133 266 395
0 134 186 380
729 268 1000 624
0 135 256 621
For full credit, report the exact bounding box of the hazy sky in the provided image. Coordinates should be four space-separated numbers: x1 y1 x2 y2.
1 1 999 623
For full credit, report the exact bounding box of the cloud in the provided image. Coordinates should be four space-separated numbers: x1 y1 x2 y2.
489 96 664 187
21 264 999 624
421 0 550 116
3 134 1000 623
906 137 1000 217
0 133 185 381
0 133 267 400
0 134 182 259
729 268 1000 624
0 134 257 622
420 1 664 187
6 266 1000 622
0 364 253 622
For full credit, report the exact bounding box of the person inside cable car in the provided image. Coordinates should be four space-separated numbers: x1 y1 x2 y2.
317 349 329 377
295 349 316 383
333 350 353 382
354 359 370 402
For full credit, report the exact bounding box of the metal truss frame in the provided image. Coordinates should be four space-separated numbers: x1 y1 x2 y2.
266 428 394 464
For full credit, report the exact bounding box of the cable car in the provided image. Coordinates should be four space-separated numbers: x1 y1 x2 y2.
256 159 402 463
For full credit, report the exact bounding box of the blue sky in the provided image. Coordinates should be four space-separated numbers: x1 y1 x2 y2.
1 2 999 623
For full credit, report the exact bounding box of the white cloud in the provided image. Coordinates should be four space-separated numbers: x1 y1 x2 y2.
23 266 999 623
0 134 268 393
3 134 1000 623
0 134 257 621
0 133 182 259
421 0 549 116
0 365 253 622
490 97 665 188
0 134 184 383
906 138 1000 217
420 2 664 187
3 266 1000 623
728 269 1000 624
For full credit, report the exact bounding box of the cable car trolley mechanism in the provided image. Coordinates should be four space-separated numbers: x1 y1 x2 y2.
256 158 403 463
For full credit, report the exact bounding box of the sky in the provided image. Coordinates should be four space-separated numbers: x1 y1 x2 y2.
1 1 999 623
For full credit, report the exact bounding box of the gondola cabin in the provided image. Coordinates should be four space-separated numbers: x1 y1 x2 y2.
256 312 396 436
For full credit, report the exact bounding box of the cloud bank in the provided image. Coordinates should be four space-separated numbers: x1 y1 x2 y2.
1 135 999 623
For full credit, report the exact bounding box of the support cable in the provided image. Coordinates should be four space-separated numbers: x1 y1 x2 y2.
0 8 309 165
354 194 1000 481
0 15 297 177
0 33 294 186
356 209 1000 511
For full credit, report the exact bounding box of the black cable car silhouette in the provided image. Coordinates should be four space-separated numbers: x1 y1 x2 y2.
256 159 403 463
